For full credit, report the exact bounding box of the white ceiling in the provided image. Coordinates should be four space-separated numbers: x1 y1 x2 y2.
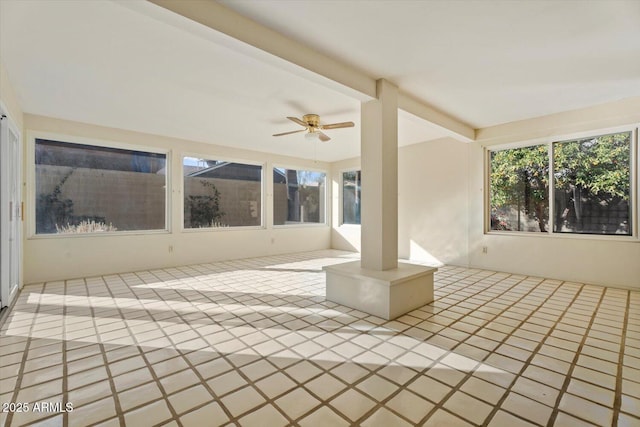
222 0 640 128
1 0 639 162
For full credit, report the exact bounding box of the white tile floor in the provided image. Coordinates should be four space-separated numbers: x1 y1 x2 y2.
0 250 638 426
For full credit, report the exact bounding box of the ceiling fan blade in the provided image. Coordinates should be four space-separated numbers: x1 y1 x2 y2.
287 116 308 127
318 131 331 142
273 129 306 137
321 121 355 130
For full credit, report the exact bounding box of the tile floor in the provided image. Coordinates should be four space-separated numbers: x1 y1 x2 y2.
0 250 638 427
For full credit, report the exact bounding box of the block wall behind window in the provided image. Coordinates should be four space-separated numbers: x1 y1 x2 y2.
23 114 331 283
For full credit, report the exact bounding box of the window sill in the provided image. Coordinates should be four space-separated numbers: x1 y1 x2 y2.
273 223 328 229
182 225 265 232
485 230 639 243
28 229 170 240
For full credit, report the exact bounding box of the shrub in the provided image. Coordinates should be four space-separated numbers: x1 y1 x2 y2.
56 220 117 234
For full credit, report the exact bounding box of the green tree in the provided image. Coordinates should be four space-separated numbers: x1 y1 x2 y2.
186 180 224 227
490 145 549 232
554 133 630 200
490 132 631 233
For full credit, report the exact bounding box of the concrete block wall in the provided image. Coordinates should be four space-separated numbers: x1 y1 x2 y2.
36 165 166 231
36 166 296 230
184 177 262 227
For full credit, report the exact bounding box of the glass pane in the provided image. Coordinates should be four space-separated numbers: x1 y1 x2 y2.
489 145 549 232
342 170 361 224
273 168 325 225
35 139 166 234
553 132 631 235
183 158 262 228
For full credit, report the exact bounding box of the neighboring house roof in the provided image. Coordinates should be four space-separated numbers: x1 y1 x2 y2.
186 162 286 183
35 138 166 174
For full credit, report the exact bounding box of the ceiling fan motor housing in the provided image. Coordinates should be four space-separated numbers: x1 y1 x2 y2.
302 114 320 128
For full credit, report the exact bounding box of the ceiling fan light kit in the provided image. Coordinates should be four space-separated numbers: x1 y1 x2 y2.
273 113 354 142
305 131 320 141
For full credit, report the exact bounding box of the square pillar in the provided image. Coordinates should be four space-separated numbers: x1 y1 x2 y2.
361 79 398 271
325 79 435 320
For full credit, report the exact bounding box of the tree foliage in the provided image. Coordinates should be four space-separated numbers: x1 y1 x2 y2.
490 145 549 231
186 180 225 227
490 132 631 233
554 133 630 200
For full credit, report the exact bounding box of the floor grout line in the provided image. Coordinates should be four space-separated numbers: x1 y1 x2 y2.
82 277 126 426
546 286 607 426
0 252 638 427
100 274 186 427
612 289 631 426
424 276 564 426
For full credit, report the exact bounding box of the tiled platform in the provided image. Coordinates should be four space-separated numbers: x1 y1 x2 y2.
0 250 638 426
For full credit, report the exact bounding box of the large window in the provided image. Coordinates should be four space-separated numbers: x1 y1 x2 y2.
35 138 167 234
489 145 549 232
183 157 262 228
553 132 631 235
273 168 326 225
342 170 361 225
489 130 634 236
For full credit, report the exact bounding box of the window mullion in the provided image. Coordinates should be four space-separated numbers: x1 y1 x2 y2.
548 141 555 234
634 128 639 239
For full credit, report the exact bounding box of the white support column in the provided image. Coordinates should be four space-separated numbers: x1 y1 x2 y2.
324 79 435 320
361 79 398 271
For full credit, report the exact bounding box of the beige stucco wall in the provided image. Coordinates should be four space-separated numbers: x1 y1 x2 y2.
24 114 331 283
18 97 640 290
0 62 23 129
469 98 640 289
330 137 470 268
330 98 640 290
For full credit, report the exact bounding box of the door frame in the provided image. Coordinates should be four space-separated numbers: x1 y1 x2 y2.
0 102 22 309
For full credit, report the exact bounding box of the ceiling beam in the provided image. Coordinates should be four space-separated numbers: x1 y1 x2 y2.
398 92 474 142
148 0 375 102
148 0 475 142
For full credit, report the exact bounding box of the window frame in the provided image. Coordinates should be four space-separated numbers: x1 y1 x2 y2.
181 153 265 232
485 125 639 242
272 164 328 228
340 168 362 226
27 131 171 239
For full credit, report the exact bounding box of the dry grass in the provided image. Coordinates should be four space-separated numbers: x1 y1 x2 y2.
56 220 117 233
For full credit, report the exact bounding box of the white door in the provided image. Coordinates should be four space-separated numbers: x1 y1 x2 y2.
0 110 21 308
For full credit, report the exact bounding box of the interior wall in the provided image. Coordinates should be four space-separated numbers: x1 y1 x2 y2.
469 99 640 289
19 99 640 288
23 114 331 283
398 138 469 266
330 137 470 267
0 62 23 129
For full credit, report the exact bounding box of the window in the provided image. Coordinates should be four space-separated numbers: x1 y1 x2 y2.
342 170 361 225
35 138 167 234
488 130 635 236
489 145 549 232
553 132 631 235
183 157 262 228
273 168 326 225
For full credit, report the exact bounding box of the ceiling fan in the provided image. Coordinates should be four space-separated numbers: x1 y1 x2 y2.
273 114 354 142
